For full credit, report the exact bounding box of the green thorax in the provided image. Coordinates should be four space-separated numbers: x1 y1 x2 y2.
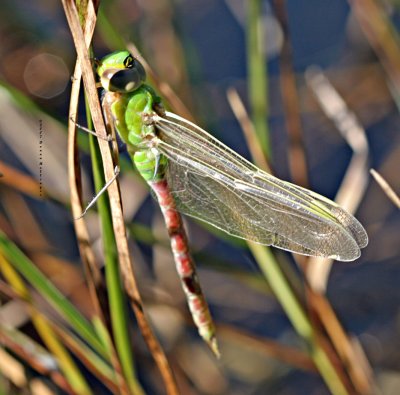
107 84 159 146
106 84 167 182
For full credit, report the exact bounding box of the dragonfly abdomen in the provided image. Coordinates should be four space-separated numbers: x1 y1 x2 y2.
150 179 219 356
133 150 167 182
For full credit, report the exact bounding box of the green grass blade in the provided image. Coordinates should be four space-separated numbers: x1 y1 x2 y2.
0 231 106 358
97 7 127 50
86 100 144 395
249 243 349 395
54 320 118 388
244 3 348 393
246 0 270 156
0 253 92 394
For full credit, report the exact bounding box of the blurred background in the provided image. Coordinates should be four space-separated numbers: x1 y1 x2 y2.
0 0 399 394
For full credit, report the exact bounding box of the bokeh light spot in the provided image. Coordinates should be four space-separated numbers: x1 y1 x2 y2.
23 53 69 99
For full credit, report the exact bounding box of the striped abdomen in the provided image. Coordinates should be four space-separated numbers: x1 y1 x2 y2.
150 179 219 356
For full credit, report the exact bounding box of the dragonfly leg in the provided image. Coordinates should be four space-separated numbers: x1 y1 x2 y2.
150 179 220 357
75 166 120 220
150 147 162 181
70 117 113 142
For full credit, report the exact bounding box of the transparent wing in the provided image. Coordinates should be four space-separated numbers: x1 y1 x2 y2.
153 112 368 261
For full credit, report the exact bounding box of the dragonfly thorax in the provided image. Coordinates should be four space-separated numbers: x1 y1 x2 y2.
141 111 159 126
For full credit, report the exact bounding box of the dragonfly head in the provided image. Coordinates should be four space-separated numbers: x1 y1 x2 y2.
96 51 146 93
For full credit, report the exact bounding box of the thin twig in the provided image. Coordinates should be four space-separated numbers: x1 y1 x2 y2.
61 1 179 393
305 67 369 291
307 289 376 394
218 324 316 372
349 0 400 106
226 87 271 172
370 168 400 208
0 327 75 395
67 0 107 319
0 280 119 393
272 0 309 187
66 4 127 390
304 68 375 394
0 160 46 199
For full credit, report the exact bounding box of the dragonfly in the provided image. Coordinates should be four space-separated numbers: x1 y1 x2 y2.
95 50 368 356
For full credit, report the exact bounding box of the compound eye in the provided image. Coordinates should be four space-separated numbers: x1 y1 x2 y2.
108 67 146 92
